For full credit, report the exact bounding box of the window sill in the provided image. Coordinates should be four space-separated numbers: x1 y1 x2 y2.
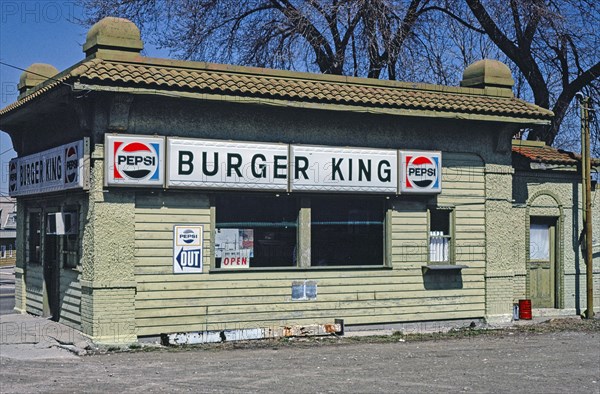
421 265 468 273
209 265 392 273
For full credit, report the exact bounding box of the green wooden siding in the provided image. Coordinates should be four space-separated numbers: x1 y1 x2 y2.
134 152 486 336
25 264 44 315
58 270 82 330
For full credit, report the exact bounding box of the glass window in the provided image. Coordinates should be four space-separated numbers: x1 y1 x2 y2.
28 211 42 263
311 197 384 266
530 223 550 260
63 210 80 269
4 212 16 229
215 194 298 268
429 208 453 263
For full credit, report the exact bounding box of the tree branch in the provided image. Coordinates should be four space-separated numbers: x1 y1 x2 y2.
269 0 336 73
465 0 519 60
418 6 486 34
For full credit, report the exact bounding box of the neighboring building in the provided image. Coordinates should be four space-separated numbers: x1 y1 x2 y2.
512 140 600 315
0 196 17 258
0 17 597 344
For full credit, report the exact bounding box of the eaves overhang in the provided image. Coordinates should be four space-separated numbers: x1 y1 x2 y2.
1 57 555 128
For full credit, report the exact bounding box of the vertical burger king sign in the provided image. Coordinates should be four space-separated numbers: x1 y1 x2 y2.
105 135 165 186
9 139 89 197
400 151 442 194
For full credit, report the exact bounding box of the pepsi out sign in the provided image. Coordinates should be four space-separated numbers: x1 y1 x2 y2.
9 140 86 197
400 151 442 194
173 225 204 274
105 135 164 187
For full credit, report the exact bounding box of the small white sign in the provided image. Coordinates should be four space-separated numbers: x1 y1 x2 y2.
173 225 204 274
215 228 254 269
105 134 165 187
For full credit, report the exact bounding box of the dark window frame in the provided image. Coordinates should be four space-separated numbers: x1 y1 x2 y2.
26 209 43 264
310 195 386 267
213 193 300 269
61 206 81 269
427 206 455 265
210 193 390 271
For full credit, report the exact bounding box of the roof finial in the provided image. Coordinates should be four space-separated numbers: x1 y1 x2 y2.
83 17 143 59
460 59 514 94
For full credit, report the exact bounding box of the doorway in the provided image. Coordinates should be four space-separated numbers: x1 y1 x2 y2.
43 233 60 320
528 217 557 308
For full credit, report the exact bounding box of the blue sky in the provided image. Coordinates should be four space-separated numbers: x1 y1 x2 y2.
0 1 167 194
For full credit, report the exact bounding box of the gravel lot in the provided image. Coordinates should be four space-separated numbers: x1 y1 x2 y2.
1 319 599 393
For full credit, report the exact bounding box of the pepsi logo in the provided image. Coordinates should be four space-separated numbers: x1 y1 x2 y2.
9 161 17 192
65 146 79 184
405 155 439 189
179 229 199 244
114 141 160 181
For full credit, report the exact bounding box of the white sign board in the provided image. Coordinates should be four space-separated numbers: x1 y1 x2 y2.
103 134 443 194
399 151 442 194
167 138 288 191
9 139 88 197
105 135 165 187
173 225 204 274
215 229 254 269
290 145 397 193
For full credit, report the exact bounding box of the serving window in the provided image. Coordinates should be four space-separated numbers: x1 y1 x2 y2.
428 207 454 264
311 197 384 266
213 193 387 270
214 194 298 268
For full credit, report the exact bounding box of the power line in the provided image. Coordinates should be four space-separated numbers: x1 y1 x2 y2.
0 61 73 89
0 147 16 156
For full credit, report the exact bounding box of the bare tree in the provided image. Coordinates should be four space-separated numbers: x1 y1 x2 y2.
80 0 434 78
80 0 599 149
459 0 600 145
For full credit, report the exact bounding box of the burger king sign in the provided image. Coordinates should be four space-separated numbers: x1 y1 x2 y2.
400 151 442 194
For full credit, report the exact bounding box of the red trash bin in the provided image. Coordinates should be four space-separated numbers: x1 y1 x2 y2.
519 299 532 320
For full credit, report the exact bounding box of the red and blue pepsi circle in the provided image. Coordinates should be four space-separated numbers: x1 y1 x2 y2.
65 145 79 184
402 153 441 193
113 141 160 181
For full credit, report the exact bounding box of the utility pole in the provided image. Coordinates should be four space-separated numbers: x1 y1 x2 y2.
578 94 594 319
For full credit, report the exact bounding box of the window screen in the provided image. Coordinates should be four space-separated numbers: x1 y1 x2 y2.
311 197 384 266
530 223 550 260
429 208 452 263
215 194 298 268
28 212 42 263
63 210 80 268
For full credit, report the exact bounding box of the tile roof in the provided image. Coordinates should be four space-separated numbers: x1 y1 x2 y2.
512 144 599 166
1 58 554 121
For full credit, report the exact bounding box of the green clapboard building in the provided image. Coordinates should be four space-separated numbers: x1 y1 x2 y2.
1 17 598 344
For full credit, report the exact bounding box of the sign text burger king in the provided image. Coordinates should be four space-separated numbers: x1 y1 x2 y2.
9 139 88 197
105 134 442 194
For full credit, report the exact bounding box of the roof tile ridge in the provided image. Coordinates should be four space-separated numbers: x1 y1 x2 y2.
511 97 554 116
109 56 517 97
70 58 104 77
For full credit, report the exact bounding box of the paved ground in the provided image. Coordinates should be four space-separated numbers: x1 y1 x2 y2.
0 265 598 393
0 266 16 316
1 320 599 393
